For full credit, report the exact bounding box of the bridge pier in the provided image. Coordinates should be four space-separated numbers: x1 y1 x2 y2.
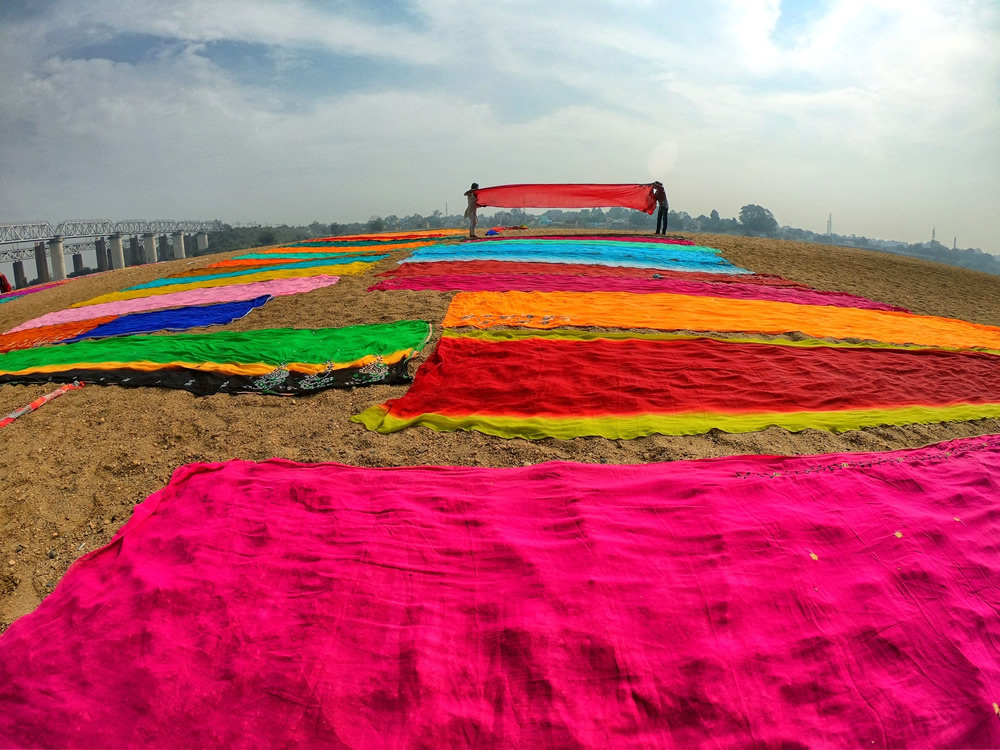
13 261 26 289
95 237 108 272
34 243 49 283
71 254 84 275
48 236 66 281
172 231 186 260
158 235 170 262
142 234 158 265
129 236 141 266
109 234 126 270
196 232 209 252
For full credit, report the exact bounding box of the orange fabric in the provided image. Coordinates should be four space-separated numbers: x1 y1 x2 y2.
443 291 1000 350
0 317 116 353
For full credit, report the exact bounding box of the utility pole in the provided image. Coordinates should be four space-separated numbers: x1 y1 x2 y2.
932 227 936 243
826 213 832 235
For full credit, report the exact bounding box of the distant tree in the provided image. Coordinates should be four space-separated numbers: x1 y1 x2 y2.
257 229 277 246
366 217 386 233
384 214 401 231
607 206 627 222
739 204 778 235
427 210 444 229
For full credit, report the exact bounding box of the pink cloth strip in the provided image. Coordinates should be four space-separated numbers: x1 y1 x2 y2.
1 435 999 747
369 273 908 312
6 276 340 333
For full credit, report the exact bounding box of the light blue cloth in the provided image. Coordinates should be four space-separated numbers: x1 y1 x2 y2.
400 241 749 274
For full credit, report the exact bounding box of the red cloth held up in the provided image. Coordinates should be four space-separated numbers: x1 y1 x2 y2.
474 183 657 214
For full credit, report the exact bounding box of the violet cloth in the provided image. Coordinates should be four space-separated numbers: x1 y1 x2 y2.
2 436 1000 747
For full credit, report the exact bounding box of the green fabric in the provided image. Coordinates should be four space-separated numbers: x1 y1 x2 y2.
0 321 431 370
353 402 1000 440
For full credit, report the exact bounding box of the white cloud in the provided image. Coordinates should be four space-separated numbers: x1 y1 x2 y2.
0 0 996 250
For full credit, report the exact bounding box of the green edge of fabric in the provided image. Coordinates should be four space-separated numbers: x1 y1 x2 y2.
351 403 1000 440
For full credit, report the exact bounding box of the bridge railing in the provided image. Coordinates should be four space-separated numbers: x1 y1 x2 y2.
0 220 227 246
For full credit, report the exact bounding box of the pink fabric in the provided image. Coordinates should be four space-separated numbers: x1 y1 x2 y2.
467 235 695 245
6 276 339 333
474 183 657 214
2 436 999 747
0 281 68 300
369 273 908 311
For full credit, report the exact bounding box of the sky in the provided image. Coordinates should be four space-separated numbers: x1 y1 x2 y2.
0 0 998 250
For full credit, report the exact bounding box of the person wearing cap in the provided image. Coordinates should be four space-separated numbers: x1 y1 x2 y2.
463 183 480 238
653 181 669 235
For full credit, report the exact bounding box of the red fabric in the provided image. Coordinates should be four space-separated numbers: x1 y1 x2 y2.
382 335 1000 419
382 260 806 286
2 437 1000 746
369 273 907 312
0 274 11 294
474 183 657 213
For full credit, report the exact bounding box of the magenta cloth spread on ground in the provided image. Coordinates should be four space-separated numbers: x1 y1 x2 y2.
2 436 999 747
6 276 339 332
369 273 907 311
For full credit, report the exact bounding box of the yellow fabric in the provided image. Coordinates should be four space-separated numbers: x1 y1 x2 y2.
443 291 1000 351
72 264 368 307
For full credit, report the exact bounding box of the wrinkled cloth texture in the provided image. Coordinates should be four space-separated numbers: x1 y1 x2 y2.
473 183 658 213
75 264 362 307
0 317 116 353
7 276 339 332
370 273 906 312
467 234 695 245
400 241 748 274
0 381 83 428
380 259 803 286
126 256 387 289
2 437 1000 747
63 296 271 342
354 331 1000 438
0 321 430 394
443 290 1000 350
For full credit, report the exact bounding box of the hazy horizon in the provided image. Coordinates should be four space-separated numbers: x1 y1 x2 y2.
1 1 997 252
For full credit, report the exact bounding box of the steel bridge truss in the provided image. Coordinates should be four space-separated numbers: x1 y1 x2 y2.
0 220 226 245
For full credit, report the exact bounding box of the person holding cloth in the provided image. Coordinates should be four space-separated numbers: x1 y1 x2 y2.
463 183 480 238
653 181 669 235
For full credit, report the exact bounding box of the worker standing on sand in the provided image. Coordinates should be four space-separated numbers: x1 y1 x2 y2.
653 181 669 235
464 183 479 238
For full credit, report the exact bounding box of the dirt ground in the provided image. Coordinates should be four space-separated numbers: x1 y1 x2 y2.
3 229 1000 631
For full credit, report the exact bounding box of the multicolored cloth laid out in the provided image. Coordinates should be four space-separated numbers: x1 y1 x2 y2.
3 435 999 747
74 265 363 307
291 228 466 244
0 298 270 353
122 256 388 291
62 297 271 343
370 273 907 312
380 259 803 285
0 321 430 395
355 330 1000 438
443 290 1000 350
7 276 340 333
399 241 748 274
0 281 68 305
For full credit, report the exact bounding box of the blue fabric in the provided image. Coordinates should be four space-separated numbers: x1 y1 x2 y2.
64 296 271 342
125 255 387 291
400 241 749 274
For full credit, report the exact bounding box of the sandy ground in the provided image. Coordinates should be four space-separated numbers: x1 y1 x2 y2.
3 229 1000 630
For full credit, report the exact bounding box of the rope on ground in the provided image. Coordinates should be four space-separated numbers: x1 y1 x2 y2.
0 381 84 429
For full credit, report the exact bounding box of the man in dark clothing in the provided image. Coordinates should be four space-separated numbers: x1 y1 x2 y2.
653 181 669 235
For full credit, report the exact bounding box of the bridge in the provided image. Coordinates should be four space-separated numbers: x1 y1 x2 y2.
0 220 228 287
